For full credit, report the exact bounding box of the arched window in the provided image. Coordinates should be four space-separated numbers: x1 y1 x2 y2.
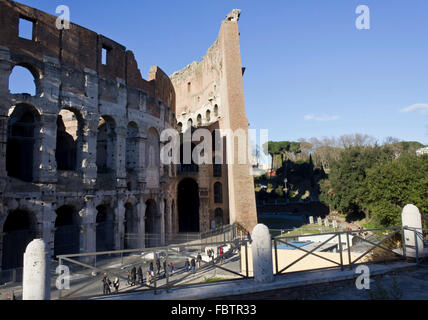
214 182 223 204
214 105 219 117
6 104 40 182
54 205 81 256
206 110 211 123
187 118 193 129
96 116 116 173
177 122 183 133
9 65 37 96
197 114 202 127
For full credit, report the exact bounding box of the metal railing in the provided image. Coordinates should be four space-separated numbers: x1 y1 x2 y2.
271 226 427 276
55 236 252 300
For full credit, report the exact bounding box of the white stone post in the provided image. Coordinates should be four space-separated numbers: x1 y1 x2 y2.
251 224 274 283
402 204 424 254
23 239 51 300
309 216 314 224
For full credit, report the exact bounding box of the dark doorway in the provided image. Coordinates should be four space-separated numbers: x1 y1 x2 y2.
54 206 80 257
124 203 138 249
96 205 115 252
145 200 159 248
177 178 200 233
6 106 38 182
215 208 224 228
2 210 37 270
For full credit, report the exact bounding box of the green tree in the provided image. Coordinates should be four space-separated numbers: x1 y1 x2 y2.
362 154 428 227
319 145 394 220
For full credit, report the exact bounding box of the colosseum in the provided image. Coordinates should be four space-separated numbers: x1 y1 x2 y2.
0 0 257 272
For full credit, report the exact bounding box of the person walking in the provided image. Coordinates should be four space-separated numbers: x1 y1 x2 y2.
131 266 137 286
169 262 174 274
113 276 120 293
146 271 152 286
185 259 190 272
191 258 196 272
102 273 111 295
126 269 131 285
156 258 161 276
137 266 143 284
149 262 154 276
197 253 202 268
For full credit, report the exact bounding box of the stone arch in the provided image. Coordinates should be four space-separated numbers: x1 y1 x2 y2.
124 203 138 249
145 199 160 248
126 121 139 171
2 209 38 270
177 178 200 233
96 204 115 252
214 182 223 204
54 205 81 257
8 63 40 96
56 109 83 171
6 104 40 182
214 105 219 117
96 115 116 173
197 114 202 126
206 109 211 122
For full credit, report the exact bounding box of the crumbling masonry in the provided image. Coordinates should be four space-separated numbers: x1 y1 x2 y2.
0 0 257 271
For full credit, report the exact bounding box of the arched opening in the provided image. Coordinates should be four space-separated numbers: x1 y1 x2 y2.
214 105 219 117
215 208 224 228
145 200 160 248
96 116 116 173
214 182 223 204
177 178 200 233
206 110 211 123
187 118 193 129
126 122 139 172
2 210 37 270
146 128 160 188
124 203 138 249
54 206 81 257
197 114 202 126
177 122 183 133
96 205 115 252
9 65 37 96
6 104 39 182
56 109 80 171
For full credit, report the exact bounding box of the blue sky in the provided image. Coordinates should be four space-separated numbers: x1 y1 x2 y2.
12 0 428 145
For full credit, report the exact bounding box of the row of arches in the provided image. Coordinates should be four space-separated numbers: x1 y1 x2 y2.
177 104 219 132
6 104 160 183
0 200 160 271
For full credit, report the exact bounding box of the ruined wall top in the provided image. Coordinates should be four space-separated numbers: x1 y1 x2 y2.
0 0 176 114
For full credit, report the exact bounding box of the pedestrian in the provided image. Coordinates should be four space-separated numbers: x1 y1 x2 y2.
163 260 167 277
126 269 131 285
156 258 161 276
219 247 224 265
197 253 202 268
149 262 154 276
191 258 196 272
146 271 151 286
102 273 111 295
137 266 143 284
113 276 120 293
185 259 190 272
169 262 174 274
131 266 137 286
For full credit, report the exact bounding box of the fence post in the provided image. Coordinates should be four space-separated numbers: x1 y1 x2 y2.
251 224 274 283
346 232 352 270
414 231 419 264
165 249 170 294
153 248 157 295
245 242 249 278
274 239 279 275
337 234 344 271
401 227 407 260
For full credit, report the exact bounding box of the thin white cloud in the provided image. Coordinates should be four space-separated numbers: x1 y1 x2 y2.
401 103 428 115
304 114 340 122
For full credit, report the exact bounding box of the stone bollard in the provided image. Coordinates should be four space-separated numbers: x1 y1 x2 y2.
309 216 314 224
402 204 424 254
22 239 51 300
317 217 322 226
251 224 274 283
